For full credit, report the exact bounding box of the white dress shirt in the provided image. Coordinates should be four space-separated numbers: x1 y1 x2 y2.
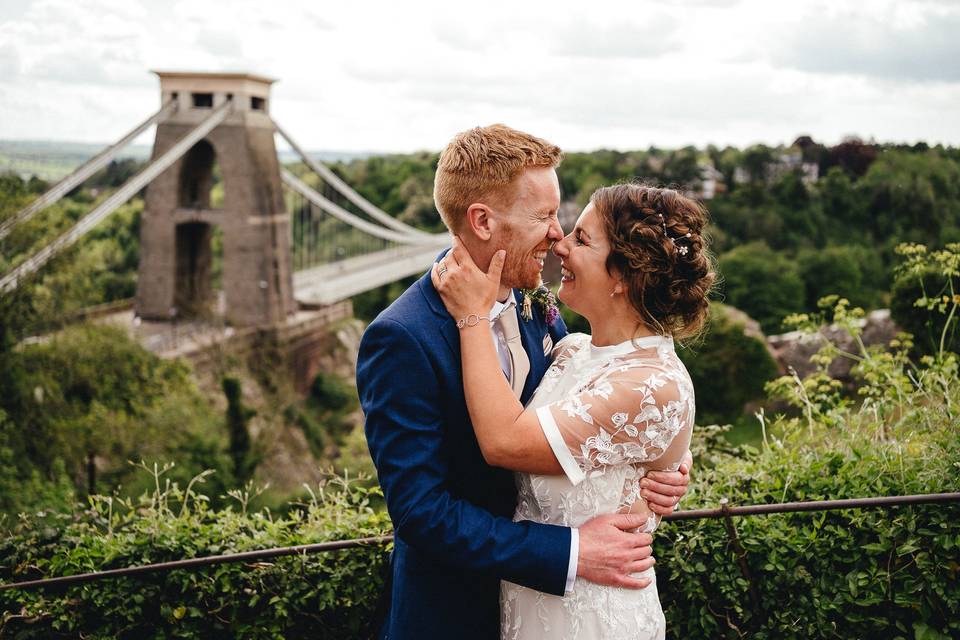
487 292 579 594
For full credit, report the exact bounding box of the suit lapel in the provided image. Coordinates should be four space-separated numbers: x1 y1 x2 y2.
418 256 460 359
514 288 546 403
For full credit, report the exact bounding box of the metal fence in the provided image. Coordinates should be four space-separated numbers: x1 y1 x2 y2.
2 491 958 593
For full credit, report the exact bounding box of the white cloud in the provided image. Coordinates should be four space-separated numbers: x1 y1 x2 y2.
770 6 960 82
0 0 957 152
549 15 681 59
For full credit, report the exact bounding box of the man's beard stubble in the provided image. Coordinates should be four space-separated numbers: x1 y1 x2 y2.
496 223 544 291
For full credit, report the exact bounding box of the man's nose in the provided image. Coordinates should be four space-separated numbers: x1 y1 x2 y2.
548 218 564 241
553 235 569 257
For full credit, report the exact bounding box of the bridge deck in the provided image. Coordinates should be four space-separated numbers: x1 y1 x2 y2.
293 241 448 305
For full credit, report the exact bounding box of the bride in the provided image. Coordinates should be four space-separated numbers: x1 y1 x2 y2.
432 184 715 639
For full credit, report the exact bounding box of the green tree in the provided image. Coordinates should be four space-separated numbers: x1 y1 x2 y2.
741 144 774 183
798 245 886 310
718 242 805 333
222 376 257 485
0 323 230 518
857 150 960 244
818 166 868 244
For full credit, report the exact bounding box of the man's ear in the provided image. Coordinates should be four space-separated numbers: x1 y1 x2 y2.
464 203 494 241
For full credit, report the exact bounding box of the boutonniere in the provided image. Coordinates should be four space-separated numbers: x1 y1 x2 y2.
519 284 560 326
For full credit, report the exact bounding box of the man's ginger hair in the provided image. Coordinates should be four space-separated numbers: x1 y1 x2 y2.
434 124 562 232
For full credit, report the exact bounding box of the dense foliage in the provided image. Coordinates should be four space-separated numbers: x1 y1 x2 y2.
656 249 960 638
327 139 960 334
0 323 232 523
1 142 958 638
0 174 142 335
1 246 956 639
0 469 391 639
658 416 958 639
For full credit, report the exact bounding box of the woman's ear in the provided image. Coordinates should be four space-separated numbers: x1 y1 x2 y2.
464 203 494 241
610 268 626 295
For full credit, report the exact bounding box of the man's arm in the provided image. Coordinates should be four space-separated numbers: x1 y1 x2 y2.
358 317 570 595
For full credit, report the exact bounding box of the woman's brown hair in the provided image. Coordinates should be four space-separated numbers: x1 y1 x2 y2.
590 184 716 339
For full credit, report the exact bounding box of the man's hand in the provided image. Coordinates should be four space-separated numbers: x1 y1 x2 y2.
577 513 656 589
641 449 693 516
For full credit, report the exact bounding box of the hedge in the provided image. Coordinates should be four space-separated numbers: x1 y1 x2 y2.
0 468 391 639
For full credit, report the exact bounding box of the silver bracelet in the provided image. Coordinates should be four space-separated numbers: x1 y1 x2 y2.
456 314 491 329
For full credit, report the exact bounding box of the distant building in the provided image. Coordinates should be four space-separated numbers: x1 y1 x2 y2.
732 148 819 187
733 166 751 185
767 149 819 187
695 162 725 199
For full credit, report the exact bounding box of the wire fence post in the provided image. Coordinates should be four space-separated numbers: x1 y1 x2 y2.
719 497 764 624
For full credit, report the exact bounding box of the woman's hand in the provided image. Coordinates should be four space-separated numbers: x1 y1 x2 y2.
430 236 506 321
640 449 693 516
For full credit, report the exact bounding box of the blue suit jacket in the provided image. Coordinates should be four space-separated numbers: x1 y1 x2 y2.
357 260 570 640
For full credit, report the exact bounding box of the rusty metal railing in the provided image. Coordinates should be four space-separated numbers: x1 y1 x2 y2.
2 491 958 593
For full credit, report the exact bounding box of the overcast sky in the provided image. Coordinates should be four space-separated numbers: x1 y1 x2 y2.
0 0 957 153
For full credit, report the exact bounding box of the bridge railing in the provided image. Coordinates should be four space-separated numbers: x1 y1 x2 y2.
2 491 957 593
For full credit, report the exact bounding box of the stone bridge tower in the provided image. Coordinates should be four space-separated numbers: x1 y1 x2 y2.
135 71 295 326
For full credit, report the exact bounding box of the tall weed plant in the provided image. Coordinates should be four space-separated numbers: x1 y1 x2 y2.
655 243 960 638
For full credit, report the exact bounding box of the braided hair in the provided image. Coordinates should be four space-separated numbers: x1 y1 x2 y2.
590 184 716 339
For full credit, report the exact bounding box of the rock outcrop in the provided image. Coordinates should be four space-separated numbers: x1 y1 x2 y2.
767 309 900 381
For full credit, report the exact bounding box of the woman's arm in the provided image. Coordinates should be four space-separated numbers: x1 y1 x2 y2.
432 242 562 473
432 239 693 501
456 315 564 474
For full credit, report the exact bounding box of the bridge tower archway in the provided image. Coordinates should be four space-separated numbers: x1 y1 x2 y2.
135 71 294 326
178 139 222 210
174 221 215 316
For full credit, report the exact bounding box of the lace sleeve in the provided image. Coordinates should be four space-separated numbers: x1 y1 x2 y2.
535 365 693 485
548 332 588 361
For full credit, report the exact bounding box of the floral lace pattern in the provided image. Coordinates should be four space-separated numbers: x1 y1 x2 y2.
500 332 694 640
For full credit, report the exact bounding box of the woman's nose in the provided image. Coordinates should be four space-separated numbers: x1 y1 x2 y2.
553 235 570 257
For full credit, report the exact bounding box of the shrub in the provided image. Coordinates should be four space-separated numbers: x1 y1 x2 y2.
309 371 356 414
658 279 960 638
0 465 392 639
677 304 780 427
658 408 959 639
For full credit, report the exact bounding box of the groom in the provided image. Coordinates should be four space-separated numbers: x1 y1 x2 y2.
357 124 691 639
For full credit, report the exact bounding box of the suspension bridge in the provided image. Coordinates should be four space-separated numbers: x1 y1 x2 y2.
0 71 450 323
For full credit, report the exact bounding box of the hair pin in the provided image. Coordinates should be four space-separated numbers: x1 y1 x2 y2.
659 213 692 256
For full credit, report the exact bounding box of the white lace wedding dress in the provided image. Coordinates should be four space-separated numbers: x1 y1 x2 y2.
500 332 695 640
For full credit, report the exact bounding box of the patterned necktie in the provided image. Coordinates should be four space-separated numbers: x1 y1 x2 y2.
495 306 530 399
